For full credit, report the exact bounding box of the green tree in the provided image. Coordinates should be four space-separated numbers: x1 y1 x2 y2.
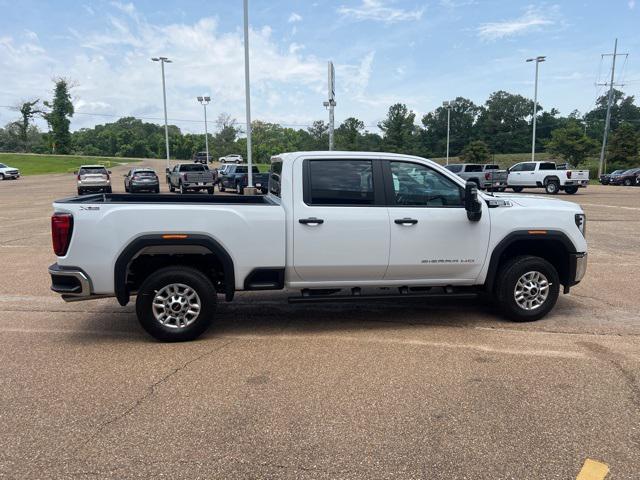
11 99 43 152
335 117 365 150
460 140 491 163
43 79 74 154
306 120 328 150
545 121 598 166
421 97 478 157
607 123 639 168
584 89 640 139
475 91 533 153
378 103 417 153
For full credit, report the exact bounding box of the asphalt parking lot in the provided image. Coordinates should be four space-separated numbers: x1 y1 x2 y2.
1 161 639 479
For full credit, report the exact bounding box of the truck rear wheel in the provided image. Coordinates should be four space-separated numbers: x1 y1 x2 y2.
511 187 523 193
564 186 578 194
495 255 559 322
544 180 559 194
135 266 216 342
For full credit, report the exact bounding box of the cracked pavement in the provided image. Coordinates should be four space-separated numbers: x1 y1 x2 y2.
0 162 639 479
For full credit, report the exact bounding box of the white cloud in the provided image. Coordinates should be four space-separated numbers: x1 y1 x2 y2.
477 5 559 40
337 0 424 23
288 12 303 23
629 0 636 9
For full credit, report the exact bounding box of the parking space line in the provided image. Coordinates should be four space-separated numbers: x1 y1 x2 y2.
581 203 640 211
576 459 609 480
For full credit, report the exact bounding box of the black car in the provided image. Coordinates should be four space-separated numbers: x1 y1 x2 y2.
218 164 269 194
599 169 624 185
124 168 160 193
192 151 211 164
610 167 640 186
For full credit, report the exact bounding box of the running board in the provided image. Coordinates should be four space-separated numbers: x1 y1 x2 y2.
288 292 478 304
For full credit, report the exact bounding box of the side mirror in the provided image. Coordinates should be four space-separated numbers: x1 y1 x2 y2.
108 170 112 174
465 181 482 222
166 168 171 173
506 167 511 173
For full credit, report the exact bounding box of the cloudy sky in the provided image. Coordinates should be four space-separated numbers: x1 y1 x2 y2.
0 0 639 134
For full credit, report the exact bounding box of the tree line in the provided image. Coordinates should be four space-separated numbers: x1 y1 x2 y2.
2 78 640 170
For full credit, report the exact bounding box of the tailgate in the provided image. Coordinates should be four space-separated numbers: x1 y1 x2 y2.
184 171 213 183
571 170 590 180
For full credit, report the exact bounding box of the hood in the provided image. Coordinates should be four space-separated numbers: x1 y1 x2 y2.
484 193 583 212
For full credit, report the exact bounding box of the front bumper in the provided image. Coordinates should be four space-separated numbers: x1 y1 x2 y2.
565 253 587 292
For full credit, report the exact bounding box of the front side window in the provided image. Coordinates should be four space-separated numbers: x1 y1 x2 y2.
521 163 536 172
510 163 524 172
307 160 374 205
445 164 463 173
389 161 463 207
269 160 282 197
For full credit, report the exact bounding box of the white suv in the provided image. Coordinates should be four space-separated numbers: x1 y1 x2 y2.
76 165 112 195
219 154 243 164
0 162 20 180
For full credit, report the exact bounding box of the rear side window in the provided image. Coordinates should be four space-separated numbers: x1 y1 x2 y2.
79 167 107 175
306 160 374 205
464 164 483 172
539 162 556 170
269 160 282 197
236 166 247 174
484 165 499 170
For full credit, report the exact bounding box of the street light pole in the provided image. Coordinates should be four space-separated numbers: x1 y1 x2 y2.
443 101 452 165
152 56 172 170
197 96 211 161
526 56 545 162
242 0 254 190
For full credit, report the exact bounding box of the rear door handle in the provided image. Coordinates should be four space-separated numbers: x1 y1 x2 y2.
394 218 418 225
299 217 324 226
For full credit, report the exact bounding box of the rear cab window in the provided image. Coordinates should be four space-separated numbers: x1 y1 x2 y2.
304 159 375 205
179 164 206 172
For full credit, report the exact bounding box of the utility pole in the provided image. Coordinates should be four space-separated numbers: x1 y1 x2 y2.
526 56 546 162
151 57 172 171
323 61 336 150
243 0 255 192
597 39 628 176
443 101 452 165
197 96 211 161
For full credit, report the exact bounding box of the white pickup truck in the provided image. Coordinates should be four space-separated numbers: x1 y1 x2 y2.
507 161 589 194
49 152 588 341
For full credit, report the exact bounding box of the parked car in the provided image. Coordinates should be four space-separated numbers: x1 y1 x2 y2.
444 163 508 191
217 164 269 194
219 154 243 164
166 163 215 194
609 167 640 186
0 162 20 180
76 165 112 195
599 169 625 185
507 161 589 194
192 151 211 164
49 151 587 342
124 168 160 193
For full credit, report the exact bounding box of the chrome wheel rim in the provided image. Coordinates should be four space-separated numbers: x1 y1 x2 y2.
152 283 201 329
514 271 549 310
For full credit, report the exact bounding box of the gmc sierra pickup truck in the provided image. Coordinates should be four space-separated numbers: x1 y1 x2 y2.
445 163 508 191
507 161 589 194
49 151 587 342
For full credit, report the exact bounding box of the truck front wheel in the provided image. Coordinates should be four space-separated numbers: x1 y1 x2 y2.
495 256 560 322
135 266 216 342
511 187 523 193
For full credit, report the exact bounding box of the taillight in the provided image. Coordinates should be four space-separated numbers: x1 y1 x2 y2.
133 175 140 181
105 173 110 180
77 174 81 180
567 171 572 179
485 172 490 180
51 213 73 256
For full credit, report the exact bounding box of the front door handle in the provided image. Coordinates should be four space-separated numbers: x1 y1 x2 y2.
299 217 324 226
394 218 418 225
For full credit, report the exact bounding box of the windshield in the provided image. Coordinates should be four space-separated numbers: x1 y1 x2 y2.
0 163 6 168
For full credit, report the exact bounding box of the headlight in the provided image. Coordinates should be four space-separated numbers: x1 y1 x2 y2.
575 213 586 236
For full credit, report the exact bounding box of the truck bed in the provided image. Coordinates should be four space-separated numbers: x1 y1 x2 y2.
55 193 276 205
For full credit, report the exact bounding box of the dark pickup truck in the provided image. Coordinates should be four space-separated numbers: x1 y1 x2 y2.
218 164 269 194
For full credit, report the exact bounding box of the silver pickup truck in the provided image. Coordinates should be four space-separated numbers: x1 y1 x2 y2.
166 163 215 194
445 163 508 191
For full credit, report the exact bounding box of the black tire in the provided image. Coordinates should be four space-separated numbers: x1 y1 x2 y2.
495 255 560 322
77 188 83 195
0 173 5 180
135 266 216 342
169 183 175 192
155 187 160 194
235 182 244 195
623 178 632 186
512 187 523 193
564 186 578 195
124 183 129 193
179 183 186 194
207 188 215 195
545 180 560 194
219 184 225 192
497 187 506 192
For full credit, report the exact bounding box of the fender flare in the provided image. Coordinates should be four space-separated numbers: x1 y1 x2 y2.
484 230 577 291
114 234 235 306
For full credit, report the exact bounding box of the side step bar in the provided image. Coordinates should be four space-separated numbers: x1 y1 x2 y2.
288 291 478 304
